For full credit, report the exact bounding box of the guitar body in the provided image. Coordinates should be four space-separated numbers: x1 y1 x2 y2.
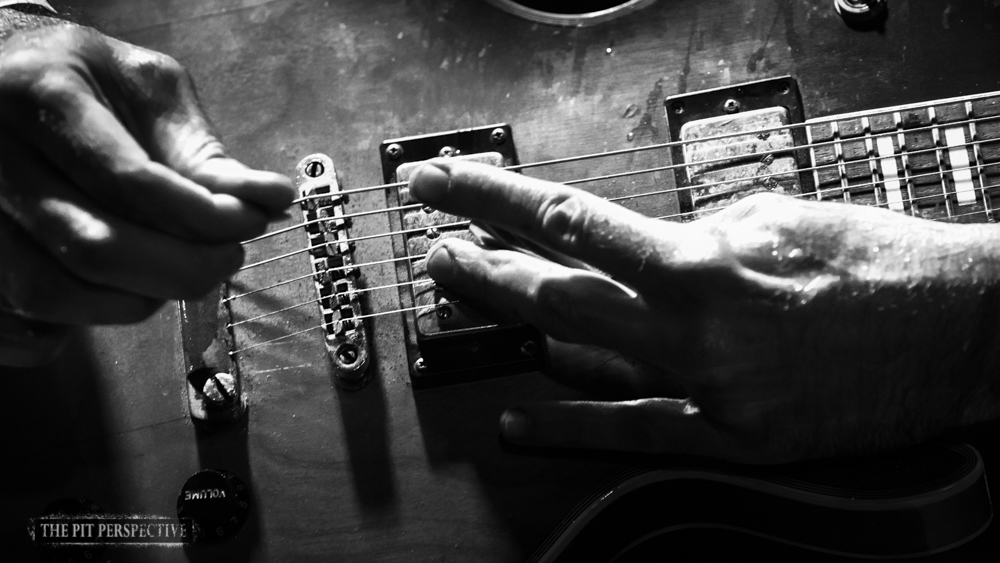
7 0 1000 561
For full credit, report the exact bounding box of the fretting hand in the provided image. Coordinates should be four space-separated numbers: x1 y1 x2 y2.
409 159 1000 463
0 10 295 365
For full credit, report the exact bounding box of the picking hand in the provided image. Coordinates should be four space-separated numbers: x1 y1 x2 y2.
409 159 1000 463
0 15 295 365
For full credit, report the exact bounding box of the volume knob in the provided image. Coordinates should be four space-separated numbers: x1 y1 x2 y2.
176 469 251 543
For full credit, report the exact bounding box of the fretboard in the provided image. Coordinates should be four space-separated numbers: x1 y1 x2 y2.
679 89 1000 224
805 93 1000 223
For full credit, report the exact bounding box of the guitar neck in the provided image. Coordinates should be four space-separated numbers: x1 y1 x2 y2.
672 80 1000 224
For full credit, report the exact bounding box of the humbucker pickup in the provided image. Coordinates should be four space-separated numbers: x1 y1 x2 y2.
381 125 547 388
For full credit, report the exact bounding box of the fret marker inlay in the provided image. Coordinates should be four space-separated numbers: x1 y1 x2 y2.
944 126 976 205
875 136 904 212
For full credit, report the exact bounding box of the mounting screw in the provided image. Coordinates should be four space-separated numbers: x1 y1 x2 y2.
386 143 404 161
520 340 538 358
414 358 428 373
671 101 685 115
426 226 441 239
202 373 236 406
491 127 507 145
336 343 359 365
777 81 791 95
304 161 325 178
436 305 452 319
438 146 458 157
723 99 740 114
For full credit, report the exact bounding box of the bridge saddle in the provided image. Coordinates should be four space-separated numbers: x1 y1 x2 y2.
296 154 372 390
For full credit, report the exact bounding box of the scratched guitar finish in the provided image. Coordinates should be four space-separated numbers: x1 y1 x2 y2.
7 2 1000 563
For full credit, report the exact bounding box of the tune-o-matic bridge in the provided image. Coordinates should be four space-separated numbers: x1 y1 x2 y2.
295 154 372 389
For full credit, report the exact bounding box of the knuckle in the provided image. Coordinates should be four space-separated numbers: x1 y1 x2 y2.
122 47 187 98
536 193 591 249
530 277 584 342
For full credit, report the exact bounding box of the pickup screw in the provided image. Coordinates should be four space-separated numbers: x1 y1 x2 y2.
426 227 441 239
724 99 740 114
202 373 236 405
414 358 428 372
304 161 325 178
439 146 458 157
520 341 538 357
386 143 404 161
672 101 685 115
491 128 507 145
436 305 452 319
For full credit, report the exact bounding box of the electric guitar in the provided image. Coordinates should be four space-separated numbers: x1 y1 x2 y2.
8 0 1000 561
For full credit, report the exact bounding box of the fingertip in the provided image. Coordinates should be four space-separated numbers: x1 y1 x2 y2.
409 159 451 204
425 241 455 281
194 158 297 213
500 408 532 442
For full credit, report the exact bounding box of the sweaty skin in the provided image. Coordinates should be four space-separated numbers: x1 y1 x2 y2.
409 158 1000 463
0 8 295 365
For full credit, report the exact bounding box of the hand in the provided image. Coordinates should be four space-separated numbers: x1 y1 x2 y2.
409 159 1000 463
0 14 295 366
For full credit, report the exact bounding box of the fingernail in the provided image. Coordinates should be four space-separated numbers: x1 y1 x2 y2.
500 408 531 441
425 242 453 280
410 161 450 203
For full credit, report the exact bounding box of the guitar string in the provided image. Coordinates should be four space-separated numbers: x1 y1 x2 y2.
226 158 1000 305
226 161 1000 342
258 113 1000 243
226 252 429 302
227 278 434 328
238 221 468 271
237 135 998 272
231 300 461 355
289 105 1000 206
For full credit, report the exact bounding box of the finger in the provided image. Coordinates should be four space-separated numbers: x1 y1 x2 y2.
499 399 753 461
427 238 670 359
409 159 723 289
0 60 271 242
0 137 245 299
0 312 71 367
546 341 690 400
0 213 163 324
99 41 296 214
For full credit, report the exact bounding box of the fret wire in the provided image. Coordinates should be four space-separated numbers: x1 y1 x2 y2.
928 107 954 218
967 101 993 219
288 109 1000 205
894 111 919 218
861 117 883 207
